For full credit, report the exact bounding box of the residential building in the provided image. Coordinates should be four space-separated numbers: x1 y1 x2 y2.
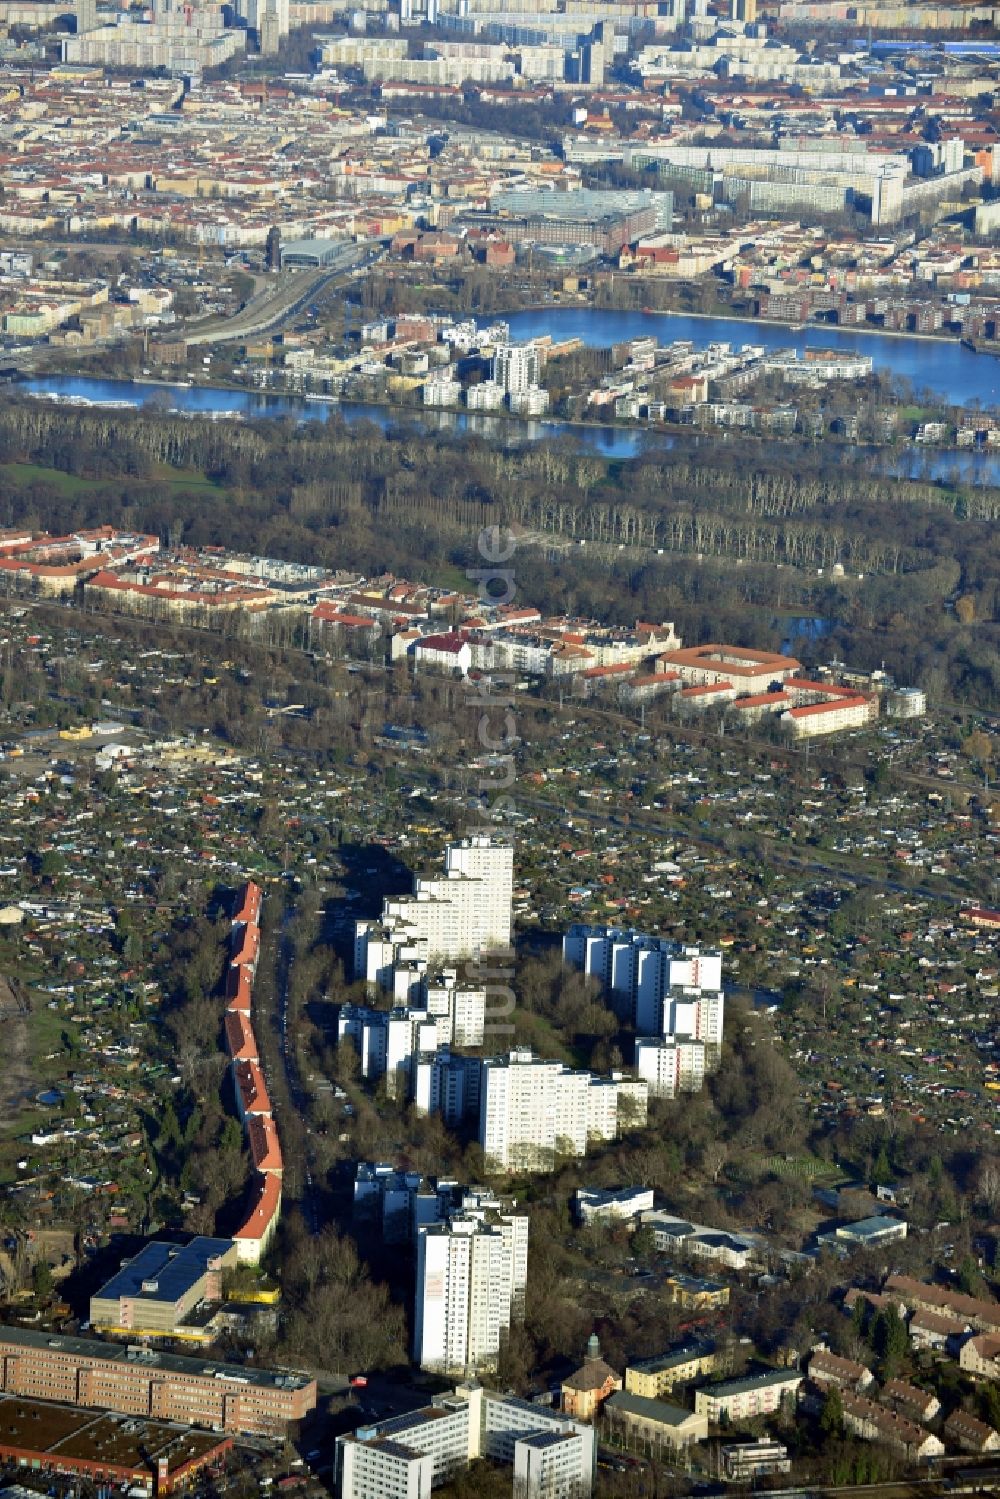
883 1276 1000 1336
943 1410 1000 1454
908 1307 971 1352
355 836 513 979
492 342 540 396
840 1392 944 1460
808 1349 874 1393
479 1049 647 1173
634 1036 706 1099
414 1049 483 1125
573 1187 654 1226
639 1211 758 1271
335 1384 595 1499
781 695 877 739
959 1332 1000 1379
880 1380 940 1424
694 1370 802 1424
625 1343 720 1399
562 926 724 1046
663 1274 730 1312
414 1211 529 1375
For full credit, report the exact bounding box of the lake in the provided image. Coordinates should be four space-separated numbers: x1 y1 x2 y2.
15 297 1000 488
503 305 1000 410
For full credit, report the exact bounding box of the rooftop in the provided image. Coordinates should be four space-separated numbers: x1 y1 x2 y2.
0 1324 312 1392
605 1391 701 1427
93 1237 233 1306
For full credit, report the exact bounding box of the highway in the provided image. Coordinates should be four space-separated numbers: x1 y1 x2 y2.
183 242 371 347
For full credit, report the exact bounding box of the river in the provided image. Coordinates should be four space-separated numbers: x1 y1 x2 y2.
14 302 1000 487
18 372 1000 488
503 305 1000 409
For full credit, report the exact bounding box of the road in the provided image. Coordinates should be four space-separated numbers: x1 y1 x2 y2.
184 243 371 347
274 904 320 1233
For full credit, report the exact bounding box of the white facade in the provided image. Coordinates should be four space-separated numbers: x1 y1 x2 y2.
336 1385 593 1499
781 696 877 739
563 926 724 1055
414 1049 482 1124
634 1036 706 1099
695 1371 802 1423
414 1212 529 1374
514 1431 591 1499
492 341 540 395
340 1438 433 1499
479 1049 648 1173
574 1187 655 1225
356 836 513 978
338 1004 440 1097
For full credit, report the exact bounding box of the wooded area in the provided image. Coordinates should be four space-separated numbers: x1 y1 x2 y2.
0 399 996 707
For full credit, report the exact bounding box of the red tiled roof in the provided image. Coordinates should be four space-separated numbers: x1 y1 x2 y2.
224 1009 257 1063
785 696 870 719
234 1171 282 1243
248 1113 283 1174
234 1060 271 1117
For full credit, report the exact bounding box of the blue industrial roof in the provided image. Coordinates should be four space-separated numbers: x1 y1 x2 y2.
96 1238 234 1305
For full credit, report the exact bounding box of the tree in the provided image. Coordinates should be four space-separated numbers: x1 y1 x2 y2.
976 1157 1000 1216
958 1254 989 1300
873 1306 907 1375
819 1385 843 1438
31 1258 53 1300
631 1225 657 1261
872 1143 892 1184
964 729 993 768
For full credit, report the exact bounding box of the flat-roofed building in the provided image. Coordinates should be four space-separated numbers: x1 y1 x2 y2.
663 1273 730 1311
573 1187 654 1226
695 1370 802 1424
0 1396 232 1494
721 1440 790 1483
336 1385 594 1499
89 1238 238 1338
0 1326 316 1436
625 1343 720 1399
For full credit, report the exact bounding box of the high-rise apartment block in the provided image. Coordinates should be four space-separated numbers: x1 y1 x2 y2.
344 837 511 1100
355 835 513 982
491 341 540 395
414 1211 529 1374
563 925 723 1035
354 1166 512 1242
634 1036 707 1099
351 1167 527 1377
562 926 725 1099
479 1049 647 1172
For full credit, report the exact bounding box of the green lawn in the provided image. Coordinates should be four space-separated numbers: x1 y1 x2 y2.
0 461 224 494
